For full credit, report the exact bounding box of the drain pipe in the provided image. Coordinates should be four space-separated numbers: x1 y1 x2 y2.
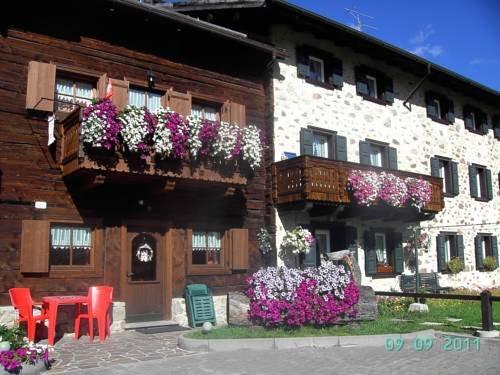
403 63 431 110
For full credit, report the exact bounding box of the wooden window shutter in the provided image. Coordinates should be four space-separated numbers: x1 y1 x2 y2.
446 99 455 123
381 76 394 104
450 161 459 196
436 234 446 272
26 61 56 112
20 220 50 273
335 135 347 161
388 147 398 170
468 166 478 198
230 228 248 270
430 157 440 177
478 112 489 134
474 235 483 270
300 128 314 156
456 235 465 264
325 55 343 89
485 168 493 200
492 236 499 267
426 93 437 118
166 89 192 117
355 67 368 96
97 73 108 99
359 141 371 165
229 102 246 128
109 78 129 111
494 117 500 139
463 107 474 130
296 46 310 78
221 100 230 122
363 231 377 276
393 232 404 274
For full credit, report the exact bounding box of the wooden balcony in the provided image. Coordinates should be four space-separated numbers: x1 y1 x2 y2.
59 109 247 187
272 156 444 213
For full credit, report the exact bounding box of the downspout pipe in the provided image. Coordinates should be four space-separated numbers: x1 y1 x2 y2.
403 63 431 109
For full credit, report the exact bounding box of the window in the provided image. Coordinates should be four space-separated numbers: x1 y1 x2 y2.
308 56 325 83
191 231 222 265
55 77 95 112
296 46 343 89
191 102 220 121
469 165 493 200
128 87 162 112
436 233 464 272
425 92 454 124
463 106 488 134
355 66 394 104
364 231 403 276
49 225 92 266
365 75 378 99
300 128 347 161
493 116 500 140
475 234 498 270
430 157 459 196
359 140 398 170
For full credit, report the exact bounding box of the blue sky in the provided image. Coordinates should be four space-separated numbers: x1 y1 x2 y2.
288 0 500 91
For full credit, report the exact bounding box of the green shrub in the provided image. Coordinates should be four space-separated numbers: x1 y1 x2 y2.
378 297 413 314
483 256 498 271
447 257 464 274
0 325 25 349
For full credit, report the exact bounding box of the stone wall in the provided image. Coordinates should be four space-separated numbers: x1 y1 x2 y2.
271 25 500 291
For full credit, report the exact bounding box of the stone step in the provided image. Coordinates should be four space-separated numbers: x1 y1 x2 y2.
124 320 179 330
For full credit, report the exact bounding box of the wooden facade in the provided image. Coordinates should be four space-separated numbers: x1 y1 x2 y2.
0 1 277 321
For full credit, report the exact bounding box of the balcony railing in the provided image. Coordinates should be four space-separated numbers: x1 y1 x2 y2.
59 109 247 186
272 156 444 213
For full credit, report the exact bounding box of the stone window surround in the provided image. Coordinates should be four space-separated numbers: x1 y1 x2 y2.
432 155 458 197
470 163 490 201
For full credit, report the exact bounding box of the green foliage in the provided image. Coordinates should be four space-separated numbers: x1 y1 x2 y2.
483 256 498 271
0 325 25 349
377 297 413 314
447 257 464 274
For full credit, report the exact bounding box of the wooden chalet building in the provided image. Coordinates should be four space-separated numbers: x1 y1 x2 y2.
0 0 284 328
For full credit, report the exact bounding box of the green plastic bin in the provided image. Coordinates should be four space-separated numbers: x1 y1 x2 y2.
185 284 216 328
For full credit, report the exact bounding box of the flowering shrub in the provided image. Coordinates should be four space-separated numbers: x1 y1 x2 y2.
185 115 203 157
256 227 273 255
81 99 121 149
213 122 241 161
0 344 49 373
119 105 156 157
198 118 220 157
405 177 432 209
405 231 431 253
347 170 432 209
281 226 314 255
154 108 189 159
245 263 359 328
377 296 413 314
241 125 264 169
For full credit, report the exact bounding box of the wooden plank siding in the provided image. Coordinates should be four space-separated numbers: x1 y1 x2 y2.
0 6 271 306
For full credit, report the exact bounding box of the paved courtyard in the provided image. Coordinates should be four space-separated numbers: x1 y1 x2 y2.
47 330 195 374
45 331 499 374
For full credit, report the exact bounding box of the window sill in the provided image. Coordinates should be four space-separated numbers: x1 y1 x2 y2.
304 78 340 90
443 192 458 198
473 197 490 202
466 128 487 136
359 94 391 106
427 115 451 125
371 273 397 279
187 266 232 276
49 267 102 278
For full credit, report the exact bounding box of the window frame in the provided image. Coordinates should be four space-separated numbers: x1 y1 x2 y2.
474 165 488 200
187 228 231 276
191 99 222 122
54 74 97 113
307 126 336 159
48 219 103 278
365 75 378 99
128 85 164 112
436 157 454 196
366 140 389 168
308 55 325 83
355 66 393 105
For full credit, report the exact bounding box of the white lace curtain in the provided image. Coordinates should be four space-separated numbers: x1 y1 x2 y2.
128 88 162 112
191 104 218 121
51 227 91 249
192 231 221 252
55 78 93 105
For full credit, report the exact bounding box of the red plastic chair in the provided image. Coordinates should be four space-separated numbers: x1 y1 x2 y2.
8 288 47 343
74 286 113 342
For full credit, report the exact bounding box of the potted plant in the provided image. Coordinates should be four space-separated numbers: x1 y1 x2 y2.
0 325 49 374
483 256 498 271
446 257 464 274
280 226 314 267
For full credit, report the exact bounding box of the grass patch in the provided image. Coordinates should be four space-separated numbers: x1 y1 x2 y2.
186 290 500 339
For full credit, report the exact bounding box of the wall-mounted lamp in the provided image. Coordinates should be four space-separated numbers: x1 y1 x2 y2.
147 69 155 88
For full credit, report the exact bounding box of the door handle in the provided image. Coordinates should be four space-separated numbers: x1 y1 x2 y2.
126 272 135 277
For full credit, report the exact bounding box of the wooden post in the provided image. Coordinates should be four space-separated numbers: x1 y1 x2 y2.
480 290 493 331
414 228 420 303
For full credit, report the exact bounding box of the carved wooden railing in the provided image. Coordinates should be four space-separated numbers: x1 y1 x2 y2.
59 109 247 186
272 156 444 213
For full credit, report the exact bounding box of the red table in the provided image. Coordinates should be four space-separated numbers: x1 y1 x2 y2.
42 295 88 346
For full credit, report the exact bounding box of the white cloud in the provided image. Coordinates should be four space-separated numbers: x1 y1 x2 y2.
409 25 443 58
469 58 499 65
411 44 443 58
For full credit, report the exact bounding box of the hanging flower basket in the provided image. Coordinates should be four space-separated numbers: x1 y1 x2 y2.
280 226 314 255
118 105 157 159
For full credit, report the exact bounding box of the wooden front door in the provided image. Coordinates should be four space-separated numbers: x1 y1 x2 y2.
122 225 167 321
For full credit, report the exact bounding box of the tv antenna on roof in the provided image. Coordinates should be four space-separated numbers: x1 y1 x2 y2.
345 8 377 32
